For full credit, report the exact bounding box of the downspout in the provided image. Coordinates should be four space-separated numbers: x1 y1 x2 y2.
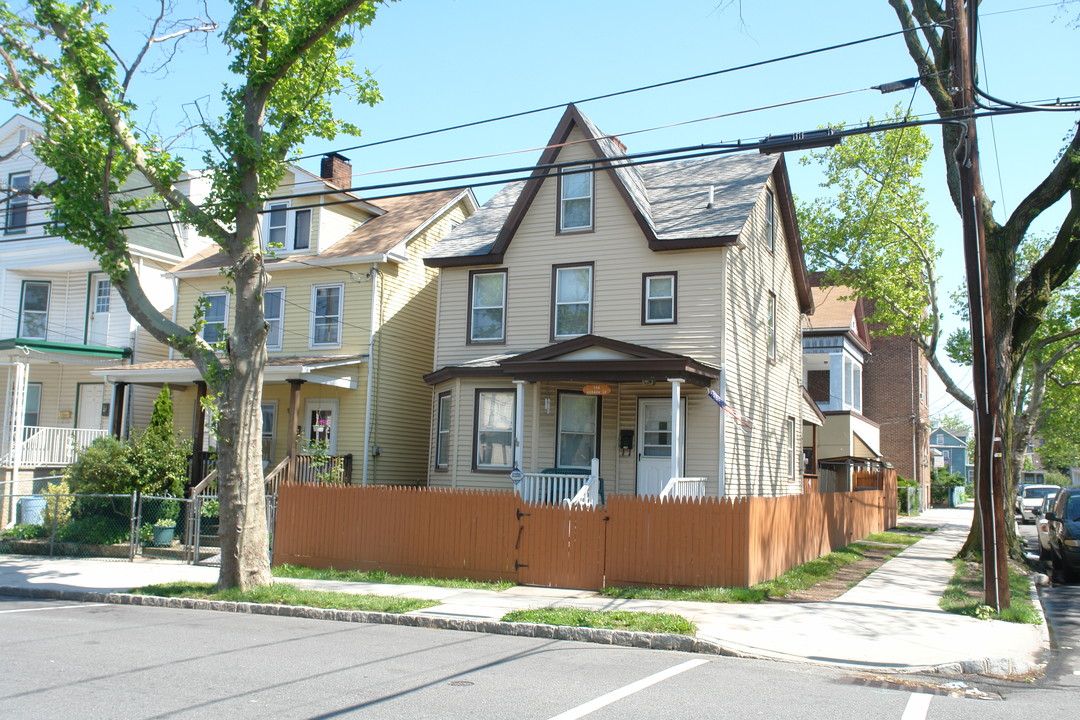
513 380 526 471
718 245 729 496
361 265 380 485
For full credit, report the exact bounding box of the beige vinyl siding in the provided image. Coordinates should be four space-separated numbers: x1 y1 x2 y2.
370 200 471 485
722 178 805 497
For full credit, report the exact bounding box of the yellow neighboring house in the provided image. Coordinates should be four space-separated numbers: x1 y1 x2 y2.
95 155 477 488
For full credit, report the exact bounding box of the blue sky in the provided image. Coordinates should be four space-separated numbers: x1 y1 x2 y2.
15 0 1080 422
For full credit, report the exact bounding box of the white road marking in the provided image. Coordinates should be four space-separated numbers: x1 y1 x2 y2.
900 692 932 720
0 603 109 614
546 658 710 720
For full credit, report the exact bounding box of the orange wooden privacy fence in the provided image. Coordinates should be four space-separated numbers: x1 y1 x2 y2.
274 470 897 590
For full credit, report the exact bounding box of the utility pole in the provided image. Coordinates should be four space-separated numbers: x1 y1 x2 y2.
948 0 1010 609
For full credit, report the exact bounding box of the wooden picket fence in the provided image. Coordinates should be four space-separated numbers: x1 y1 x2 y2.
273 470 897 590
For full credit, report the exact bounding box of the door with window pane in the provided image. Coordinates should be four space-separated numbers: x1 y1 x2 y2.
637 398 685 497
88 274 111 345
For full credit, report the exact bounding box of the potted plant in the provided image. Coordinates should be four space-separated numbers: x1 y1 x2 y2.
150 499 180 547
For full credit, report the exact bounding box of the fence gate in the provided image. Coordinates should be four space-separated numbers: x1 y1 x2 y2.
514 502 606 591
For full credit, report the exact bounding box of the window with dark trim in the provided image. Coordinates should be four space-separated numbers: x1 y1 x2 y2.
5 171 30 234
558 165 593 232
473 389 515 470
552 263 593 339
787 416 797 480
19 280 50 340
24 382 42 427
557 391 599 470
201 291 228 344
311 283 343 348
765 188 776 253
264 288 285 351
436 391 452 469
264 200 312 252
767 291 777 361
642 272 677 324
468 269 507 343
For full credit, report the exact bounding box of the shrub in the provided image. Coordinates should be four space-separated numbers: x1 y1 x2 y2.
41 479 74 527
64 436 136 494
55 516 131 545
2 523 47 540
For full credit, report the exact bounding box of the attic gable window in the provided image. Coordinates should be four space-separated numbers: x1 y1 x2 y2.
559 165 593 232
264 200 311 252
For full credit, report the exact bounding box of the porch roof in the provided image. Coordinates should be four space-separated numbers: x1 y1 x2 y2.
90 354 367 388
0 338 131 362
424 335 720 387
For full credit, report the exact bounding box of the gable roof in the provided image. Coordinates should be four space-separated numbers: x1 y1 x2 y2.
425 104 813 313
169 187 472 275
930 427 968 446
803 283 871 352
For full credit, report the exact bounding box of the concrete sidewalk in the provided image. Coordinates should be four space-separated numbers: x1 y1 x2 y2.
0 505 1047 677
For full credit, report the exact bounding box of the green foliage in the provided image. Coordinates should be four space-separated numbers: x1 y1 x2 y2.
940 560 1041 624
272 564 514 591
55 515 130 545
1 523 47 540
41 479 74 527
131 582 437 614
1041 471 1071 487
502 608 696 636
64 436 136 494
300 432 344 484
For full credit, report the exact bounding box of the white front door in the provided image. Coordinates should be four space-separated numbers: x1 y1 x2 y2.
637 397 685 497
88 274 112 346
76 383 108 430
302 398 338 455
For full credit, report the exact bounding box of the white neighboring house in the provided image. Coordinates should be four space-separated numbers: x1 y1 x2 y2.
0 113 210 508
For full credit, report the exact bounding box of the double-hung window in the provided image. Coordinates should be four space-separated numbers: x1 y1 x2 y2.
787 416 797 481
24 382 42 427
474 390 514 469
552 264 593 339
201 292 228 344
261 403 276 461
19 281 50 340
765 188 776 253
264 288 285 351
6 172 30 234
311 283 343 348
469 269 507 343
436 392 452 469
559 165 593 232
557 392 599 470
265 201 311 252
642 272 676 324
767 291 777 362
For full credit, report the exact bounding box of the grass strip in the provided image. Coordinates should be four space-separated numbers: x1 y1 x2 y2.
862 531 925 546
272 564 513 591
502 608 696 636
939 560 1041 624
131 581 438 614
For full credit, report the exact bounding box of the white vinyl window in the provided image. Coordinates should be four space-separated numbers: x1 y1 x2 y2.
436 392 452 469
264 201 312 252
264 288 285 351
557 393 598 470
94 278 111 313
767 291 777 361
765 188 776 253
474 390 515 469
553 265 593 338
261 402 276 462
201 292 228 344
643 273 676 324
787 416 797 481
559 165 593 232
311 283 343 348
19 281 50 340
24 382 42 427
469 270 507 343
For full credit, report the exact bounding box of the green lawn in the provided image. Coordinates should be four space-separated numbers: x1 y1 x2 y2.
272 564 513 591
939 560 1041 624
131 581 438 614
502 608 696 635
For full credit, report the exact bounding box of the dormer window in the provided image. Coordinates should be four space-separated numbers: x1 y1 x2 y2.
559 165 593 232
264 200 311 252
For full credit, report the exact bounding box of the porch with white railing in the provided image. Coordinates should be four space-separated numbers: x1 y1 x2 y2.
2 426 109 467
658 476 707 500
517 458 601 507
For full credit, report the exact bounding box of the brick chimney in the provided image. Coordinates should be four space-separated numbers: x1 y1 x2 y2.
320 152 352 190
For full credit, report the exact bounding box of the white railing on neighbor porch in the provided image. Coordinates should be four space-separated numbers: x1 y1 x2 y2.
7 426 109 467
518 458 601 507
658 476 707 500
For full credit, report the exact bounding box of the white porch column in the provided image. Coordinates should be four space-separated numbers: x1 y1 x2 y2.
10 360 28 479
668 378 684 482
512 380 526 470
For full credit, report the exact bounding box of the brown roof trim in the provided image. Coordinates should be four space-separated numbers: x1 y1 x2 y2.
503 333 686 363
773 156 814 315
647 236 739 252
423 365 498 386
425 253 504 268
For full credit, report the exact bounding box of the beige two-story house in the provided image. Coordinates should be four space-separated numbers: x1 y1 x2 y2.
423 105 817 498
96 154 476 487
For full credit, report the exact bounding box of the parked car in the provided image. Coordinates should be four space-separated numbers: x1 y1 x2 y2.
1019 484 1060 523
1046 486 1080 583
1035 494 1058 561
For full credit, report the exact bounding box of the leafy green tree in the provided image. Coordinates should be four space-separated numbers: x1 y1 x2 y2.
128 385 190 499
0 0 387 589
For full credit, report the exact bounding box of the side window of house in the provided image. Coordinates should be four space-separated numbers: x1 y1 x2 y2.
853 363 862 413
765 188 776 253
552 264 593 339
474 389 514 469
311 283 343 348
5 171 31 234
767 291 777 361
24 382 42 427
469 270 507 343
264 288 285 351
201 292 228 344
559 165 593 232
436 391 452 469
642 273 677 325
261 403 276 462
19 280 50 340
264 201 312 252
787 416 797 480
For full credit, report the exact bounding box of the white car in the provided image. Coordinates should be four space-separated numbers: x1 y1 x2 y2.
1036 495 1058 560
1019 484 1059 523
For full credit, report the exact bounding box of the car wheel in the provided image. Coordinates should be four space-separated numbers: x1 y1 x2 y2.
1039 545 1050 562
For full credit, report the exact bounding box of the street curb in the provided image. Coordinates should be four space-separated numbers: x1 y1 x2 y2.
0 585 1044 678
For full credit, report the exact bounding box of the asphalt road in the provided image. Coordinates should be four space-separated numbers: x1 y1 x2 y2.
1 595 1077 720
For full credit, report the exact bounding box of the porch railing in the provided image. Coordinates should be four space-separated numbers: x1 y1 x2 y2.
519 458 600 506
3 426 109 467
188 454 353 497
658 476 706 500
